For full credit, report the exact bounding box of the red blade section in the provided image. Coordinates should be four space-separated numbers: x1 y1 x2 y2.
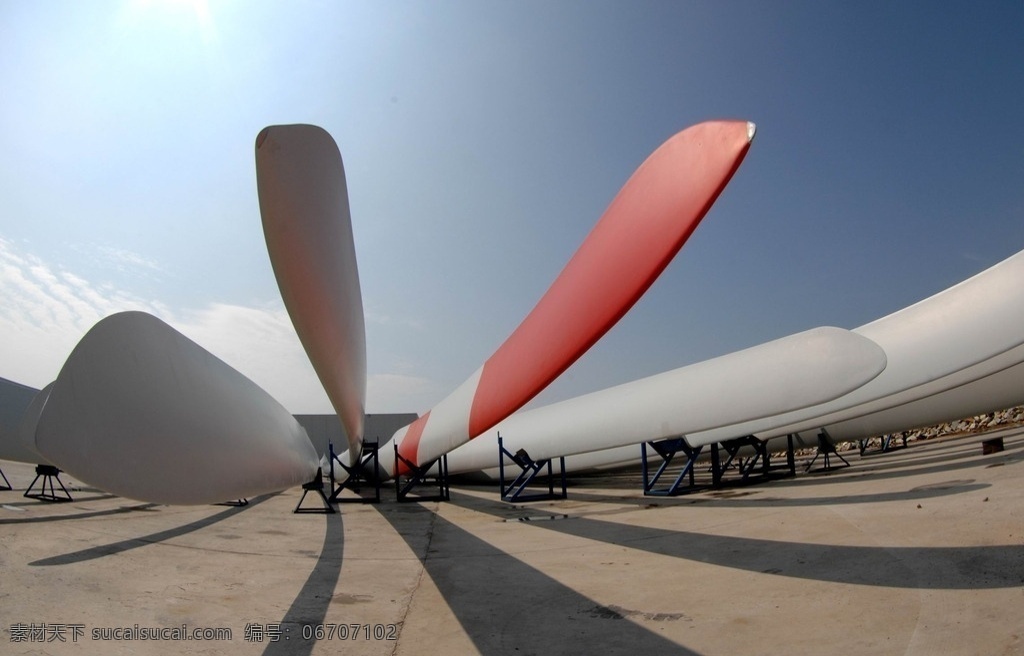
467 120 754 438
395 411 430 475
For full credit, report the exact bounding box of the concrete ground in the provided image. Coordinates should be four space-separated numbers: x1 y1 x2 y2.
1 427 1022 655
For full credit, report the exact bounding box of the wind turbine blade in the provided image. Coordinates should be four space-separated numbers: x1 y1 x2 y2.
14 382 54 465
389 120 756 474
747 246 1024 440
445 327 886 472
256 124 367 464
0 379 46 465
34 312 319 505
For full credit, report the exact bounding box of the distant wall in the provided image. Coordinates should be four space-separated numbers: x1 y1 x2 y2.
295 412 419 458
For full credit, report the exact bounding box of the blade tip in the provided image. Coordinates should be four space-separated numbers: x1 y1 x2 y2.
256 127 271 149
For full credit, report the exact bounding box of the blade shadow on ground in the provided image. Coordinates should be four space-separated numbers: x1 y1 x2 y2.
29 494 275 566
374 501 702 656
263 509 344 656
448 490 1023 591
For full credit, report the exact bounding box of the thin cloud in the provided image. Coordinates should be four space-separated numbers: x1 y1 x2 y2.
95 245 166 273
0 237 321 409
365 307 423 330
368 373 445 414
0 237 435 414
0 237 165 386
70 242 168 277
170 302 334 414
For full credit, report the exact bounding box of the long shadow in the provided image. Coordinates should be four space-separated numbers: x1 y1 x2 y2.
29 495 275 566
783 441 1024 487
449 491 1024 591
374 502 701 656
0 500 153 524
576 439 1024 496
565 480 991 510
263 510 344 656
841 438 1024 474
1 493 119 507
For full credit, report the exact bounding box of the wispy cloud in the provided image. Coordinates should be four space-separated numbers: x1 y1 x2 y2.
95 244 166 273
0 237 161 384
368 373 444 414
69 242 168 278
0 237 437 414
0 237 320 406
365 307 423 330
170 302 334 413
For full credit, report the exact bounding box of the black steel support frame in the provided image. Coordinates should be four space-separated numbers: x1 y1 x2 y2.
394 444 449 503
641 438 704 496
805 429 851 472
497 435 567 503
329 440 381 504
0 466 11 491
858 432 909 456
24 465 73 502
712 435 797 484
642 434 797 496
294 467 336 514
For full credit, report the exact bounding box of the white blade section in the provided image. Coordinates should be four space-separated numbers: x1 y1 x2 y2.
444 327 885 473
809 346 1024 442
12 383 54 465
35 312 319 505
746 248 1024 440
256 124 367 463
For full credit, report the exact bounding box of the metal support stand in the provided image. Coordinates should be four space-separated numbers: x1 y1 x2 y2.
805 430 850 472
982 437 1005 455
641 437 704 496
712 435 796 484
497 434 567 503
394 444 449 503
859 431 908 456
643 435 797 496
329 440 381 504
294 467 335 514
0 466 11 491
24 465 73 502
712 436 759 484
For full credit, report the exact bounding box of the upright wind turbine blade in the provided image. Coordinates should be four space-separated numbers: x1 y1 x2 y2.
34 312 319 505
388 120 756 474
256 124 367 463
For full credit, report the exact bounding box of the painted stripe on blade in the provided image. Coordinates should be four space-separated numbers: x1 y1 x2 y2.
393 365 484 475
395 411 430 475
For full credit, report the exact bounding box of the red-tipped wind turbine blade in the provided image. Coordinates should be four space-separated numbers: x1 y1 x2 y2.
388 120 757 475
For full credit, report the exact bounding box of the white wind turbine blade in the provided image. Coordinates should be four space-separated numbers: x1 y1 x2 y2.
34 311 319 505
14 382 54 465
445 327 887 473
256 124 367 464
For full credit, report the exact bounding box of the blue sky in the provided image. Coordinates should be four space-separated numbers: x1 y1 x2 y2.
1 1 1022 414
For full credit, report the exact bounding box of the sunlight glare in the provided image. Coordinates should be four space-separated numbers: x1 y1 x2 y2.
122 0 217 44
